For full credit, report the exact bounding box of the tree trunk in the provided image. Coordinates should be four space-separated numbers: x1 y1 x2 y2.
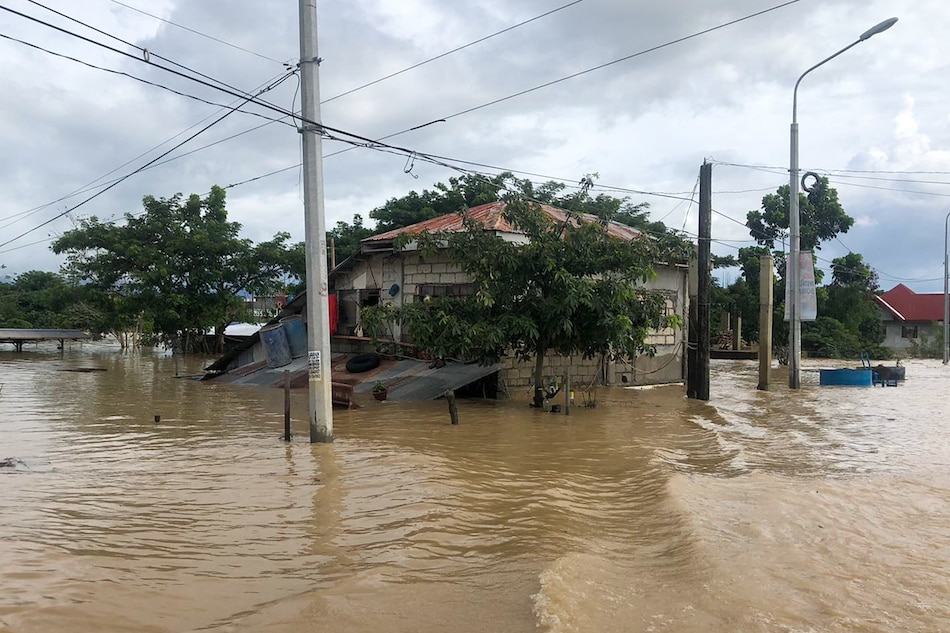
532 347 547 408
215 324 226 354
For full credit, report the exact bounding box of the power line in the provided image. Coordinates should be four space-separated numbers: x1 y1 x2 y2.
19 0 296 107
0 71 295 250
0 2 814 255
3 1 806 185
1 1 586 226
0 32 293 127
323 0 585 103
106 0 286 65
711 159 950 187
410 0 802 128
300 0 807 161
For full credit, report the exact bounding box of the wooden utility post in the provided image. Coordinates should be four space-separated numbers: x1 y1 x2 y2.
757 255 774 390
284 370 292 441
692 162 712 400
687 258 698 398
445 390 459 425
564 366 571 416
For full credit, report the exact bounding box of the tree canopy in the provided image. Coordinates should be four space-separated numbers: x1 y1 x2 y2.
343 171 693 264
745 176 853 252
711 180 886 358
52 186 298 351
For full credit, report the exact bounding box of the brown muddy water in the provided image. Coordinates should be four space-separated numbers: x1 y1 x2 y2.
0 344 947 633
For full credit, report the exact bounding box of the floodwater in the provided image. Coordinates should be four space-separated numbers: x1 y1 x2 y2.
0 345 947 633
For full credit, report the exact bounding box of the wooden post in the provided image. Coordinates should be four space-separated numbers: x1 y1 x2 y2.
686 257 698 398
444 389 459 425
757 255 774 390
284 370 292 441
694 161 712 400
564 367 571 416
174 351 180 377
733 316 742 350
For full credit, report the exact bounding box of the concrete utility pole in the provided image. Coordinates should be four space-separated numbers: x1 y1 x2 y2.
943 211 949 365
758 255 774 390
298 0 333 443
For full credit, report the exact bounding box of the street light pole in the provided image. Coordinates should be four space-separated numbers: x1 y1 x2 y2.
943 211 949 365
788 17 898 389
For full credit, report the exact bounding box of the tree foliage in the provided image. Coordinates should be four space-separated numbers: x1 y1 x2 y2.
52 186 298 351
359 171 692 263
746 176 853 252
711 180 886 358
362 195 679 407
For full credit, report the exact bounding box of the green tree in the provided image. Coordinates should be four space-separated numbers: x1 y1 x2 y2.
2 271 69 327
746 176 853 251
368 172 693 265
814 252 885 354
362 196 677 408
52 186 297 352
327 214 375 266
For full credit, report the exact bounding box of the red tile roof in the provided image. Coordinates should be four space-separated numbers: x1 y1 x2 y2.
874 283 945 322
363 200 643 243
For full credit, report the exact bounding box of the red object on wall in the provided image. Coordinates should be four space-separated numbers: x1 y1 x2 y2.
328 293 338 335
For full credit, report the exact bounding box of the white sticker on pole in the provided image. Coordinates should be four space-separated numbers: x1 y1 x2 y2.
308 350 321 378
784 250 818 322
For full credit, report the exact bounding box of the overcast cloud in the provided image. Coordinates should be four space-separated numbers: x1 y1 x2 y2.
1 0 947 293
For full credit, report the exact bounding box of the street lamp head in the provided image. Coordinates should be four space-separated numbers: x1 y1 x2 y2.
859 17 898 41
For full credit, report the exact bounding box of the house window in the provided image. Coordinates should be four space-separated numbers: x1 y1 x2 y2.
901 325 918 339
415 283 474 300
359 288 380 307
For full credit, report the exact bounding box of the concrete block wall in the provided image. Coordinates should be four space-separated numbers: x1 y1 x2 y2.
499 346 684 396
400 252 467 301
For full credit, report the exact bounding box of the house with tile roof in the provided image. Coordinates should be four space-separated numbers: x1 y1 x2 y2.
330 200 689 391
873 284 945 350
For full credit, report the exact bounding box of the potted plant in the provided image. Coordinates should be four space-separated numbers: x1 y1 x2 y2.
372 381 388 401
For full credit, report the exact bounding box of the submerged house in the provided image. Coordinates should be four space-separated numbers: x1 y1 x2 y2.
332 201 689 392
207 201 689 400
873 284 945 351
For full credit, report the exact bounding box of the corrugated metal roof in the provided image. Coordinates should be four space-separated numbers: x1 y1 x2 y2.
363 200 643 244
0 329 90 341
207 353 499 402
357 359 500 402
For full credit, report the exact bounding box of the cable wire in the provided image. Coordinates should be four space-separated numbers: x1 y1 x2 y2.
106 0 286 65
0 71 295 250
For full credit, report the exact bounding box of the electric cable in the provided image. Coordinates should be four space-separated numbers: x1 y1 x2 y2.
322 0 585 103
0 70 296 250
106 0 286 65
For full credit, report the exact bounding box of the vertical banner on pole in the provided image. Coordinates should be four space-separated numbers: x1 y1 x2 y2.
784 251 817 321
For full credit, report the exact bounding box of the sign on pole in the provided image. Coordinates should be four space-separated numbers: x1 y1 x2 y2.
784 250 817 321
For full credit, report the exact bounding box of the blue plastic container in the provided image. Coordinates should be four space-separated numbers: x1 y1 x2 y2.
259 323 292 368
280 315 307 359
819 368 872 387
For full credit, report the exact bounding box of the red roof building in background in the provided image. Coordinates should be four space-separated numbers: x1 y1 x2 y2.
874 284 945 351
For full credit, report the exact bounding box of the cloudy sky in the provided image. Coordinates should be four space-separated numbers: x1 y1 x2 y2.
1 0 947 293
